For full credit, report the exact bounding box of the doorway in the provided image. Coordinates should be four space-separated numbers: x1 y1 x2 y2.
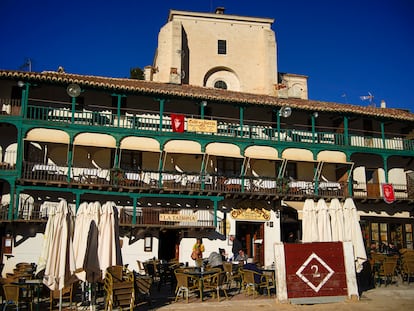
158 229 180 261
236 221 264 265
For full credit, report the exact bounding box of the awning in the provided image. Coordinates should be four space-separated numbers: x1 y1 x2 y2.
120 136 160 152
282 148 314 162
317 150 349 163
26 128 70 144
164 140 202 154
205 142 242 158
74 133 116 148
245 145 279 160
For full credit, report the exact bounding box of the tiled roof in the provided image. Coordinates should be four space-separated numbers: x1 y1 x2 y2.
1 69 413 121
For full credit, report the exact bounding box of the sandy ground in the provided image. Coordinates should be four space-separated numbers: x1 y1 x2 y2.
154 283 414 311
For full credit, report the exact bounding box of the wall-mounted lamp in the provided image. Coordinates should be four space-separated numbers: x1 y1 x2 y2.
279 106 292 118
66 83 81 98
275 210 281 219
312 112 319 118
201 101 207 107
17 81 25 88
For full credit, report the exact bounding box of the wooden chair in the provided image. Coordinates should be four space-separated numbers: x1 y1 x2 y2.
260 270 276 296
223 263 242 291
401 259 414 284
202 269 228 301
49 284 74 310
136 260 146 275
103 265 135 311
239 269 256 297
240 268 270 297
134 274 152 305
377 260 398 286
3 283 32 311
173 269 199 303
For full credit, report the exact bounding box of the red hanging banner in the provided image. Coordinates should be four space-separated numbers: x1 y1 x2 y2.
382 183 395 204
171 114 185 132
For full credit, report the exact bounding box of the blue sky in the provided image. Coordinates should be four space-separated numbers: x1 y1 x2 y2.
1 0 413 112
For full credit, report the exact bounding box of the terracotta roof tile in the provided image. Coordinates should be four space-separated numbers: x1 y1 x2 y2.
1 70 413 121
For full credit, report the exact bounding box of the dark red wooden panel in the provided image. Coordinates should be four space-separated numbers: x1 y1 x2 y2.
284 242 348 298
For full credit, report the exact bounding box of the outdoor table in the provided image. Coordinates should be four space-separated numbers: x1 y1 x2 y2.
184 268 217 301
12 279 43 311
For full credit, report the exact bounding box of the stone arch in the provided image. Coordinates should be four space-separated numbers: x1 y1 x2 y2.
203 67 240 91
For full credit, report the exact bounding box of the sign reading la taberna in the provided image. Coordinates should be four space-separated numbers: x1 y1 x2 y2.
382 183 395 204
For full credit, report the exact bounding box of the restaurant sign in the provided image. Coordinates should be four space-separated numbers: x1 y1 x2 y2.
159 213 198 222
231 208 271 221
187 118 217 133
382 183 395 204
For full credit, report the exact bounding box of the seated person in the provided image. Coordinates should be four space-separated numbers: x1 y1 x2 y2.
234 249 248 264
207 251 224 270
243 258 263 284
219 248 227 262
387 242 400 256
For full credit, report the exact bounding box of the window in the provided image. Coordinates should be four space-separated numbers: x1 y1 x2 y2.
119 151 142 171
217 157 242 176
285 162 297 180
214 80 227 90
405 224 413 249
218 40 227 54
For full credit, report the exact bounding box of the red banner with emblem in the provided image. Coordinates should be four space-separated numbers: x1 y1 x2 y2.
382 183 395 204
171 114 185 132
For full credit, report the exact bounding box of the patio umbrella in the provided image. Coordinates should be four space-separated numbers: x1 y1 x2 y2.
316 198 332 242
98 201 123 279
36 203 57 275
73 201 101 309
329 198 345 242
42 199 76 311
343 198 367 273
301 199 319 243
73 201 101 282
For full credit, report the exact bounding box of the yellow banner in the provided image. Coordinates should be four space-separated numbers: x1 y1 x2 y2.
230 208 271 221
159 213 198 222
187 118 217 133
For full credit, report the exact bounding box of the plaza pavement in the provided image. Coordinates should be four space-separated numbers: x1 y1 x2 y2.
152 283 414 311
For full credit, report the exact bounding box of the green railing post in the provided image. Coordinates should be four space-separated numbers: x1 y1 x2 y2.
132 196 138 225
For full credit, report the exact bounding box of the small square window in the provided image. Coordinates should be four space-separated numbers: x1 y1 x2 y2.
218 40 227 54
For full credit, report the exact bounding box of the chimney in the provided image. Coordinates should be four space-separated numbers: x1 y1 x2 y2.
215 7 225 14
380 100 386 108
